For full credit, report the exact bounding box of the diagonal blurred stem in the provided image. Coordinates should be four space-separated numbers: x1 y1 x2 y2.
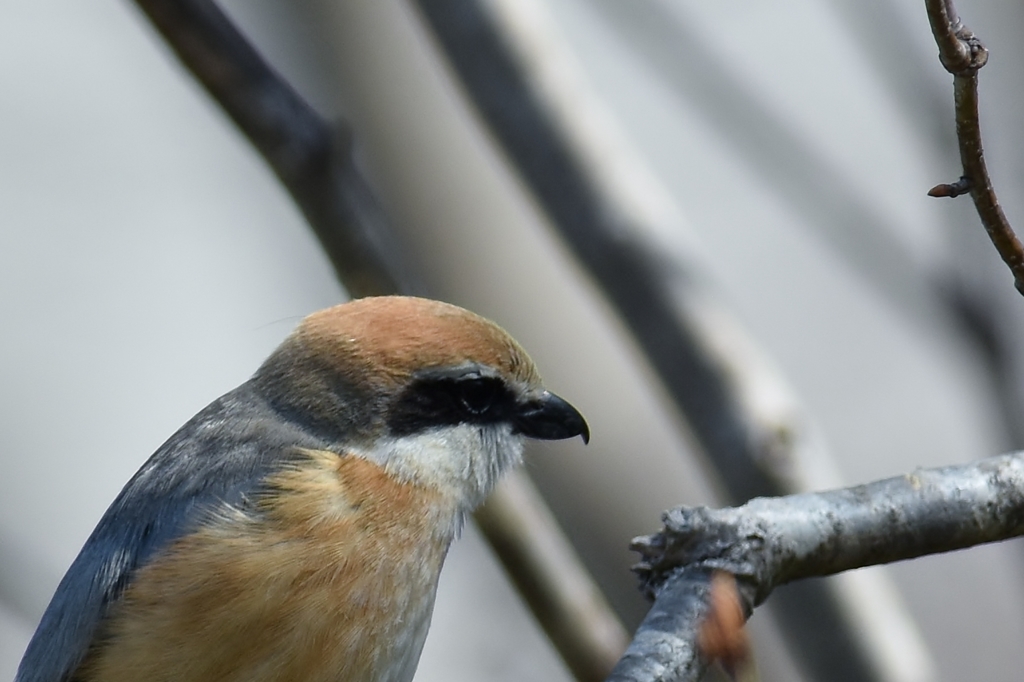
587 0 945 332
130 0 422 299
128 1 627 679
411 1 933 681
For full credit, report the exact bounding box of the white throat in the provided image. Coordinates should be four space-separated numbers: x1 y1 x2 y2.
364 423 525 517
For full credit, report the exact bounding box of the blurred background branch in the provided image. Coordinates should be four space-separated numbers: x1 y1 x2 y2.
131 0 420 298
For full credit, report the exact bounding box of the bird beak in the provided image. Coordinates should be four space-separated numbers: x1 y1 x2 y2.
513 391 590 444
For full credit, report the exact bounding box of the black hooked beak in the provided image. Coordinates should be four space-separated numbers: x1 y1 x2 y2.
513 391 590 444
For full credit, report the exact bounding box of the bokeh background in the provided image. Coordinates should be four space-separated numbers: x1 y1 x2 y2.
4 1 1024 680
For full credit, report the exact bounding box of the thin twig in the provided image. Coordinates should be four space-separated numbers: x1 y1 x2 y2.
613 451 1024 682
925 0 1024 296
925 0 971 74
127 2 625 678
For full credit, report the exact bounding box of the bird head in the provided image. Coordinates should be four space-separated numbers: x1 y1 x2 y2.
251 296 588 509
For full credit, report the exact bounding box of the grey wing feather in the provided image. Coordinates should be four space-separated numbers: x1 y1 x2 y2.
15 382 326 682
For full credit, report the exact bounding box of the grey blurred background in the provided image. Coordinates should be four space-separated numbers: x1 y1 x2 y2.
3 0 1024 680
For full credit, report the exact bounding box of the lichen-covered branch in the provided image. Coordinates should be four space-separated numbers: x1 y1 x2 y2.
924 0 1024 296
606 569 714 682
127 3 623 679
611 452 1024 682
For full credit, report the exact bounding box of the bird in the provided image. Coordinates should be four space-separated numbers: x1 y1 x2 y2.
16 296 589 682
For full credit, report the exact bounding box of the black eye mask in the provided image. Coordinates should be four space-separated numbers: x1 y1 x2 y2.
386 370 518 437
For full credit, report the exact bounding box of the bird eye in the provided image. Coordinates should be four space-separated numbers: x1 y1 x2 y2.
458 378 499 415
